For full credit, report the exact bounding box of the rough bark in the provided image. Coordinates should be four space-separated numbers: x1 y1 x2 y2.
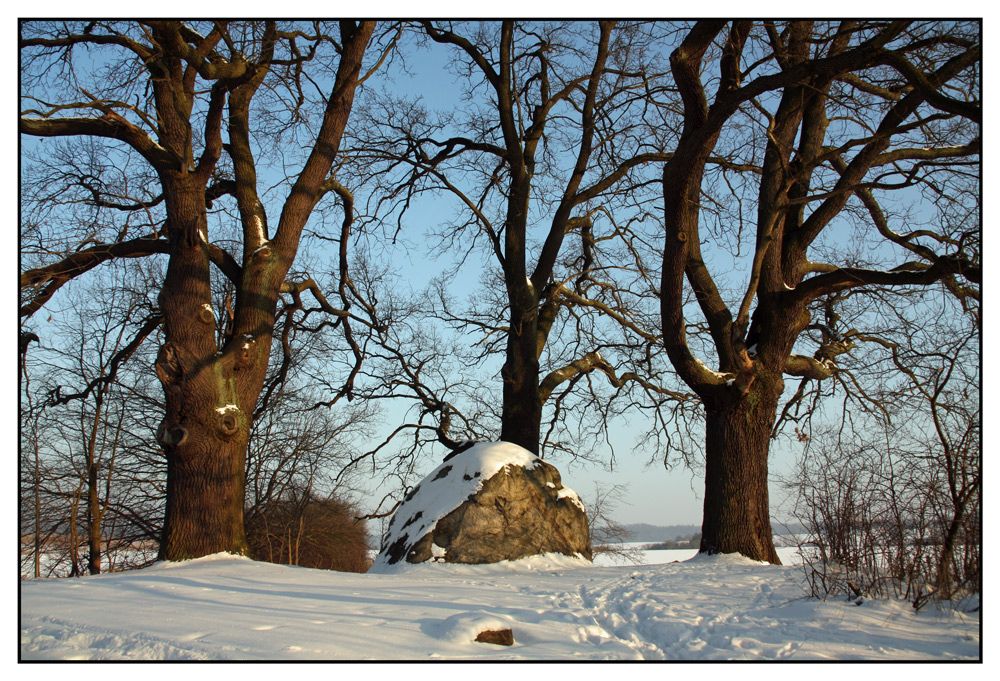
699 376 783 564
499 300 542 454
160 432 250 560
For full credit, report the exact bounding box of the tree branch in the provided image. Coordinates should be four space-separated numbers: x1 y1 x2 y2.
20 115 178 170
48 313 164 406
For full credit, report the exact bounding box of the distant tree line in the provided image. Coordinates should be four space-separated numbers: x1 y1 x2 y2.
643 533 703 551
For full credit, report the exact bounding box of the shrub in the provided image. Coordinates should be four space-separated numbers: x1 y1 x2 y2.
245 489 372 573
786 431 980 610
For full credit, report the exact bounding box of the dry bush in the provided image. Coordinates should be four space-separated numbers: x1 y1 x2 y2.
785 298 980 611
246 489 372 573
586 483 643 564
788 431 979 610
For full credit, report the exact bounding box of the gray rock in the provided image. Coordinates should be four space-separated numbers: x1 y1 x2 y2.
373 442 591 567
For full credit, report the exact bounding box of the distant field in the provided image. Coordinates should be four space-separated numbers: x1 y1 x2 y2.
594 542 804 567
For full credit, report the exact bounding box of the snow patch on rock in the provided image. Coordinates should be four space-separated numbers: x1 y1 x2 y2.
556 487 585 512
430 610 517 644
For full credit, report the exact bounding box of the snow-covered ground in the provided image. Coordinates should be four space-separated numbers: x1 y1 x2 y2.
20 549 979 661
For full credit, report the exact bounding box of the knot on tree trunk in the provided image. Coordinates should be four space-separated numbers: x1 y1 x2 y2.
732 366 756 395
216 404 243 438
157 421 188 448
731 347 757 395
155 343 184 392
239 334 256 365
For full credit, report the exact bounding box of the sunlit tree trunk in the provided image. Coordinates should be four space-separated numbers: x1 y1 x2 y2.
154 181 252 558
699 375 782 563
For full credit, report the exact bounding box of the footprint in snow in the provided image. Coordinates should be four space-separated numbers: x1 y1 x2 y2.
776 641 799 658
177 631 212 641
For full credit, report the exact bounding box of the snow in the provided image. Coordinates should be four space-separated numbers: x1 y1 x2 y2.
371 442 560 571
556 486 586 512
433 610 516 644
251 215 266 245
20 549 979 661
694 356 731 381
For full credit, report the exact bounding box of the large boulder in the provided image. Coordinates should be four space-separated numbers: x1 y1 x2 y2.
371 442 591 568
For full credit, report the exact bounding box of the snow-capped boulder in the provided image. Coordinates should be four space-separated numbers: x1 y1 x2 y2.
372 442 591 568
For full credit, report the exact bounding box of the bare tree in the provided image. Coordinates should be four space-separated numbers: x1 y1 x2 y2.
20 20 378 560
584 483 643 564
656 21 979 562
19 266 165 576
347 21 683 462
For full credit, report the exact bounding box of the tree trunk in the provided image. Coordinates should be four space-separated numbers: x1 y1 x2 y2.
86 457 102 574
159 422 250 560
85 392 104 575
934 508 967 598
155 184 259 561
155 328 263 560
699 378 782 564
33 431 42 579
69 487 82 577
499 305 542 455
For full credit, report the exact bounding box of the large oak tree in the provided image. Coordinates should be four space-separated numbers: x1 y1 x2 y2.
20 20 376 560
658 20 980 562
